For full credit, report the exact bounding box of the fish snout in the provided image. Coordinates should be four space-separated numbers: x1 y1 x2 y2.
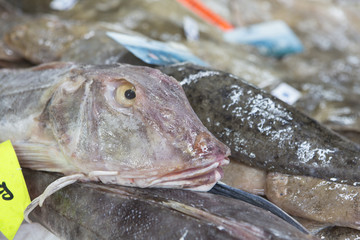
194 132 230 165
194 132 213 154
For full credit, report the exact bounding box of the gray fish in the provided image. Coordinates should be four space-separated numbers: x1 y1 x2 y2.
159 63 360 229
160 63 360 186
23 168 315 240
0 0 32 68
3 16 133 65
0 62 229 191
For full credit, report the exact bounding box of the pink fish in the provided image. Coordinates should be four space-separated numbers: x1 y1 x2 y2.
0 62 230 219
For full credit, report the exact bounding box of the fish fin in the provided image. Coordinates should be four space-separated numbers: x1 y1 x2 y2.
13 142 74 173
24 173 85 223
210 181 310 234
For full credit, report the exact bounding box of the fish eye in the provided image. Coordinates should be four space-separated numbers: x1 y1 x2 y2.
124 89 136 100
115 81 136 107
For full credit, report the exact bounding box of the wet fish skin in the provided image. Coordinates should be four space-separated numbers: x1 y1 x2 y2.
266 172 360 230
3 16 132 65
0 0 33 67
0 62 229 191
160 63 360 230
159 63 360 185
316 226 360 240
333 128 360 145
4 16 85 63
221 160 266 195
23 169 315 240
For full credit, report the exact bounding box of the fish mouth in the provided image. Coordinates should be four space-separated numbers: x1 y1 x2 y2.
146 156 230 191
96 157 230 192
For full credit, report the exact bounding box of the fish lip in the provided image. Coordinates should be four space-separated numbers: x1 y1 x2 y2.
147 156 230 189
152 167 225 191
97 157 230 191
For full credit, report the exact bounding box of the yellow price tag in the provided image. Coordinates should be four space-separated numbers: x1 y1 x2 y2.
0 140 31 240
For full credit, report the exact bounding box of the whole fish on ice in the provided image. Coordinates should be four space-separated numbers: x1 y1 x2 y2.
0 62 230 192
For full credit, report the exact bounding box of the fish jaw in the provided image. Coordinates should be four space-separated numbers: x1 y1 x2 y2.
146 158 229 191
96 157 230 191
92 127 231 191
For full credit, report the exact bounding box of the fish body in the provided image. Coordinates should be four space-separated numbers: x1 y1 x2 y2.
0 62 230 191
317 226 360 239
160 63 360 229
266 172 360 230
24 169 314 240
160 63 360 185
3 16 134 65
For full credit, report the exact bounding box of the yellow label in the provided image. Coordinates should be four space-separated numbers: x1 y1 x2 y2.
0 140 31 240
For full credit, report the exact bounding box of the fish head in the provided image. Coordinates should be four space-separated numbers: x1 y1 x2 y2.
49 64 230 191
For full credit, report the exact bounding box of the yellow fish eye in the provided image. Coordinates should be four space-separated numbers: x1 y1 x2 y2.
115 81 136 107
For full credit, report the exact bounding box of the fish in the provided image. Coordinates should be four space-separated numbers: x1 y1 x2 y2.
0 0 33 68
0 62 230 194
3 0 360 231
316 226 360 240
3 16 86 64
181 1 360 133
220 159 266 195
293 217 360 239
159 63 360 229
266 172 360 230
3 0 360 132
332 128 360 145
1 0 222 66
23 168 315 240
209 182 309 234
2 16 133 65
160 63 360 186
4 0 221 43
